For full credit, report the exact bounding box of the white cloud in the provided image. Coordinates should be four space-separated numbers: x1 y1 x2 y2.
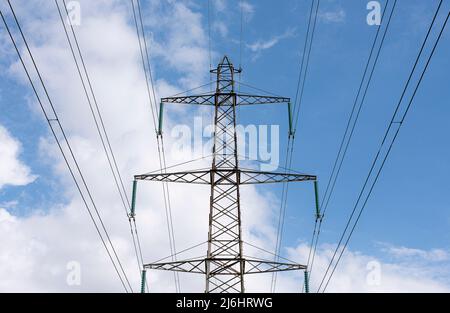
286 243 450 293
247 28 296 53
212 0 227 13
147 1 210 90
213 20 228 38
0 124 36 189
319 8 346 23
1 0 449 294
239 1 255 21
380 243 450 262
0 0 278 292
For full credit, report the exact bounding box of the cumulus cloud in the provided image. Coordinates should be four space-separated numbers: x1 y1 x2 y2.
212 0 227 13
0 0 279 292
319 8 346 24
286 243 450 293
239 1 255 21
246 28 296 59
0 0 449 294
380 243 450 262
213 20 228 38
146 1 210 90
0 124 36 189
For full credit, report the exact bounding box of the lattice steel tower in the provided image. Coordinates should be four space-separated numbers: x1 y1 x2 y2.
132 56 319 293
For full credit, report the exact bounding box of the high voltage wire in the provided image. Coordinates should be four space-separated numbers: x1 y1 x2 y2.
318 1 448 292
208 0 212 73
0 3 132 293
136 0 159 116
169 81 216 97
55 0 147 292
142 154 214 175
238 0 244 98
321 7 449 294
130 0 158 130
239 0 244 71
235 81 284 97
158 137 181 292
3 0 444 294
272 0 320 293
152 241 207 264
244 241 301 265
271 0 320 293
320 0 393 219
306 0 394 287
130 0 180 292
292 0 320 131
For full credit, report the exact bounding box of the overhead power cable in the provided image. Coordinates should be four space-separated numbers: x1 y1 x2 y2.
306 0 395 287
1 4 132 292
239 0 244 71
130 0 180 292
271 0 320 293
318 1 448 292
292 0 320 131
130 0 158 131
56 0 147 291
208 0 212 73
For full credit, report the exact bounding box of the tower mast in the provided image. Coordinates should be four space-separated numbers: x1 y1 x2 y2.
133 56 319 293
206 56 244 292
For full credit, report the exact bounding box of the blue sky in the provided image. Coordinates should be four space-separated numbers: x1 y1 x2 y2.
1 0 450 292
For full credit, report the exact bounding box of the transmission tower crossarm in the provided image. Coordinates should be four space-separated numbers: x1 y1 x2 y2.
160 93 290 106
136 55 314 293
239 169 316 185
144 257 306 274
135 169 316 185
237 94 290 105
135 169 211 185
162 94 215 105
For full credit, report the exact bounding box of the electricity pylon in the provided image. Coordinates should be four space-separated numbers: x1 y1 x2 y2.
132 56 319 293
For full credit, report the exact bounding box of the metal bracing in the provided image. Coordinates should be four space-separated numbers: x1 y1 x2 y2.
137 56 315 293
206 56 244 292
135 169 316 185
161 93 290 106
144 258 306 275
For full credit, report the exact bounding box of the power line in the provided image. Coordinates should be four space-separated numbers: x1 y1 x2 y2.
152 241 207 264
0 4 132 292
322 8 449 294
244 241 300 265
130 0 158 132
158 136 181 292
271 0 320 293
207 0 215 128
235 81 283 97
169 81 216 97
136 0 159 115
136 56 310 293
319 0 392 219
318 2 448 292
56 0 147 291
306 0 395 286
239 0 244 71
208 0 212 72
142 154 214 175
130 0 180 292
292 0 320 130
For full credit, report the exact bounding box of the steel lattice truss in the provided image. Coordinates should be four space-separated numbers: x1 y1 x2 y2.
145 258 307 275
138 56 314 293
206 58 244 292
135 169 316 185
161 93 290 106
144 258 306 293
